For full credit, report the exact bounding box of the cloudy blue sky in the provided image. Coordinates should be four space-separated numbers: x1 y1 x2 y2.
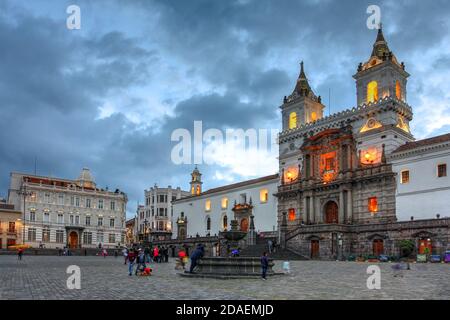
1 0 450 218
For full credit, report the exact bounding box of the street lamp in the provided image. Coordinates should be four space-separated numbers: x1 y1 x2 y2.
17 184 32 244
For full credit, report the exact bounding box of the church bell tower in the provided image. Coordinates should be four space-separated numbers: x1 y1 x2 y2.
190 165 202 196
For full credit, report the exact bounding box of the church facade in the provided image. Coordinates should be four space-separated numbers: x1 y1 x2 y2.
276 27 449 259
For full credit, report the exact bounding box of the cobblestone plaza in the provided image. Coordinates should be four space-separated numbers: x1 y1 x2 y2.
0 256 448 300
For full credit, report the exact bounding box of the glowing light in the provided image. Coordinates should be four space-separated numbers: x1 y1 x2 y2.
205 200 211 211
260 189 268 203
288 208 296 221
221 197 228 209
361 148 378 165
367 81 378 103
368 197 378 214
396 80 402 100
311 111 317 121
289 112 297 129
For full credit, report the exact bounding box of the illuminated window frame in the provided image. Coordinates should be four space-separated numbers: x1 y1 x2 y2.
221 197 228 209
288 208 296 221
368 197 378 214
437 163 447 178
367 80 378 103
260 189 269 203
400 170 410 184
205 199 211 212
289 112 297 129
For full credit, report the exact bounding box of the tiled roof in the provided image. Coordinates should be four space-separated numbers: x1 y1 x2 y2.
174 174 279 202
392 133 450 153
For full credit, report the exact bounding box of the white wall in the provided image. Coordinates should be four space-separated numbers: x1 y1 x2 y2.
391 148 450 221
172 178 278 238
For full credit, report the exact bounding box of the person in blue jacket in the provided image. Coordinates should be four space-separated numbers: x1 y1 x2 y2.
189 244 205 273
261 252 269 280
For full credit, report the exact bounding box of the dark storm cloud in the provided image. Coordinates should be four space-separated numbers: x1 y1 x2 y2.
1 0 450 216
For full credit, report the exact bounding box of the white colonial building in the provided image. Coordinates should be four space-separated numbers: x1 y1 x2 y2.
172 167 279 239
7 168 127 249
135 185 190 241
389 133 450 221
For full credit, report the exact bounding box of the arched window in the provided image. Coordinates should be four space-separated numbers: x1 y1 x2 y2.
206 216 211 231
289 112 297 129
395 80 402 100
367 81 378 103
223 215 228 230
311 111 317 122
196 185 201 195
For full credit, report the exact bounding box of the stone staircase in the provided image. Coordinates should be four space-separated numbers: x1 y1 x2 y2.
239 243 308 260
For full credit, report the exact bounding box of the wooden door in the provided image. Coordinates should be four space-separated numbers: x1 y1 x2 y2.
240 218 248 232
325 201 338 224
69 231 78 249
419 239 432 254
311 240 319 259
373 239 384 256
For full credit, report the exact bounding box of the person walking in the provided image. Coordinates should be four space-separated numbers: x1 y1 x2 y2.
114 249 118 258
261 252 269 280
189 244 204 273
178 249 187 270
17 248 23 261
144 247 151 263
122 247 128 264
135 249 146 276
267 240 273 254
127 249 136 276
153 246 159 263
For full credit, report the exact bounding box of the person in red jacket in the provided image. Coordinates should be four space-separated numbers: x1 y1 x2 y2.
153 246 159 263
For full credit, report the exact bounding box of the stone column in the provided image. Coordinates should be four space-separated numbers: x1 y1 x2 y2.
347 190 353 223
339 191 345 224
303 196 309 224
315 197 322 223
279 212 288 249
310 196 315 223
247 215 256 246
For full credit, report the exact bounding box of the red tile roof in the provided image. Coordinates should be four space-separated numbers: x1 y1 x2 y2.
174 174 279 202
392 133 450 153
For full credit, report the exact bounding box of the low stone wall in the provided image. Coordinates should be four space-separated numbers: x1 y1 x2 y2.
285 218 450 260
0 248 122 256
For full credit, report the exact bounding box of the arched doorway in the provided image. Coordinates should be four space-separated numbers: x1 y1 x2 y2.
373 239 384 256
324 201 338 224
310 240 319 259
240 218 249 232
418 238 432 254
68 231 78 249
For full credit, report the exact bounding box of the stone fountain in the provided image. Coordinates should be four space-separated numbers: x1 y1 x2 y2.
179 219 280 279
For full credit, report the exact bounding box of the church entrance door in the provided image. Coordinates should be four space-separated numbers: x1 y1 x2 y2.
310 240 319 259
373 239 384 256
324 201 338 224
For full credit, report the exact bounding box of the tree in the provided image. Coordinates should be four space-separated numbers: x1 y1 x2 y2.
399 239 415 258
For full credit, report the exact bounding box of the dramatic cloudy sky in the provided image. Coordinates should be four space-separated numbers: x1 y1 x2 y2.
1 0 450 218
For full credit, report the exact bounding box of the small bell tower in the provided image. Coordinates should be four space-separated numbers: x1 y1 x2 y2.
353 25 409 106
190 165 202 196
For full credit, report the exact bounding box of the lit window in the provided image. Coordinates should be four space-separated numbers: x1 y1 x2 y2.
400 170 410 184
260 189 269 203
367 81 378 103
289 112 297 129
368 197 378 213
196 186 201 195
361 148 378 165
221 197 228 209
284 166 299 183
438 164 447 178
191 186 195 195
288 208 296 221
311 111 317 121
205 200 211 212
395 80 401 100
